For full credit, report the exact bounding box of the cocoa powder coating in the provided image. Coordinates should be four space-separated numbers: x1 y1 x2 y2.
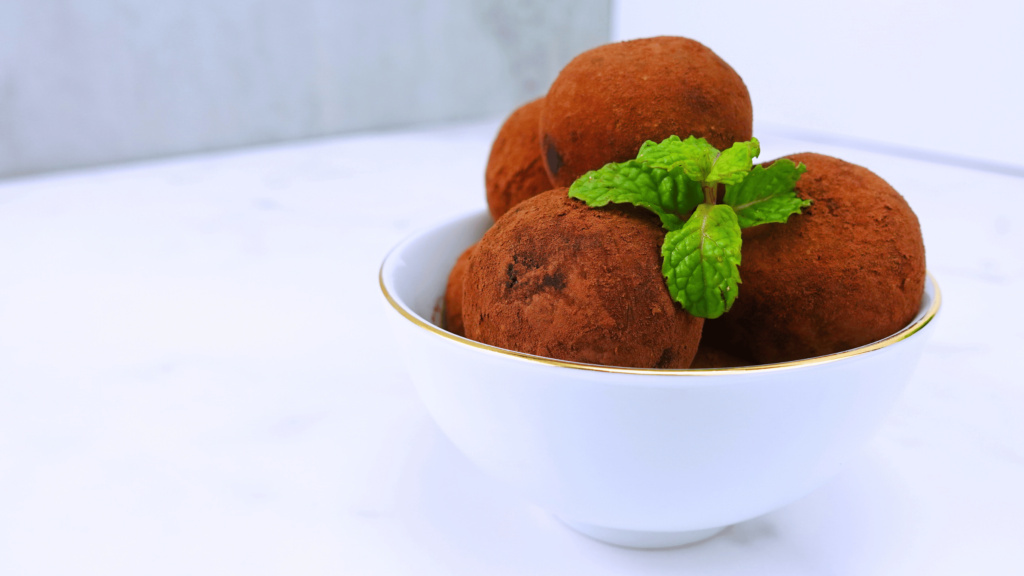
463 189 703 368
485 98 555 221
443 243 476 337
540 36 753 187
702 153 927 364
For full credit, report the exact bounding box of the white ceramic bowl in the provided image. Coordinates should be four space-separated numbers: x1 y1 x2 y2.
380 209 941 549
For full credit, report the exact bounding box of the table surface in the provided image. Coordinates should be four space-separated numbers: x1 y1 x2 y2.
0 120 1021 575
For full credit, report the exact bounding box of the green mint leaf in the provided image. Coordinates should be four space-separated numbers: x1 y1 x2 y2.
723 159 811 228
637 135 719 183
706 138 760 185
661 204 742 319
569 160 702 230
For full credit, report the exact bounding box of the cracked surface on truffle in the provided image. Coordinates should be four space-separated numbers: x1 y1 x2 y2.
703 153 927 364
463 189 703 369
540 36 753 187
485 98 554 221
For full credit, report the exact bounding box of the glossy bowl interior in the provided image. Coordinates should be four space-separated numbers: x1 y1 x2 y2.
380 209 941 548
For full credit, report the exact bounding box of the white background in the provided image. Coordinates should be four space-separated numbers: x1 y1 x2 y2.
615 0 1024 169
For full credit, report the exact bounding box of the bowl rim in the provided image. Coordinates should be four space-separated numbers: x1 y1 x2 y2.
379 211 941 376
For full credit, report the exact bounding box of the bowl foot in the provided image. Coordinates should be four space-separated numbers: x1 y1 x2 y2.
557 517 726 549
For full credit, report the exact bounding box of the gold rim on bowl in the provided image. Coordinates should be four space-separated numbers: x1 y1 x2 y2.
380 253 941 376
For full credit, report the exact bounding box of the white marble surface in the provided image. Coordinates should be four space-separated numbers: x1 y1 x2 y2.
0 121 1021 575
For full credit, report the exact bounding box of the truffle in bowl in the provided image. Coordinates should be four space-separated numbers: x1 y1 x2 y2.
379 209 940 548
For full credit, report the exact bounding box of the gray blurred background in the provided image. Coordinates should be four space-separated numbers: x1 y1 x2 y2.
0 0 611 177
1 0 1021 178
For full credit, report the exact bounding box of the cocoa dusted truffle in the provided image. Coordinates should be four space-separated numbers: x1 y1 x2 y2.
485 98 554 221
444 243 476 337
463 189 703 368
703 153 926 364
540 36 753 187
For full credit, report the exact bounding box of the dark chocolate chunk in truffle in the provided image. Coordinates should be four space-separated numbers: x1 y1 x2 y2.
543 133 563 178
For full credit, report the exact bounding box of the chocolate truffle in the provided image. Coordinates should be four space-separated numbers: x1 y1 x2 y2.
444 243 476 337
540 36 753 187
486 98 554 221
463 189 703 368
703 153 926 364
689 345 753 369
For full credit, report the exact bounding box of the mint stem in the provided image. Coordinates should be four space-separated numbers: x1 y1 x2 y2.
702 183 717 206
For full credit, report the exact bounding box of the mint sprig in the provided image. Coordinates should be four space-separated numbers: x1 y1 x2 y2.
569 135 809 319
